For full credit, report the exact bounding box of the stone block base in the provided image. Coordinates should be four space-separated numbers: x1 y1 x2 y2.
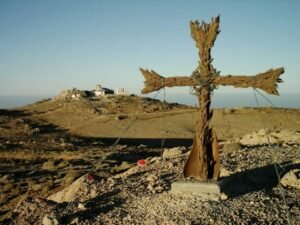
171 181 221 195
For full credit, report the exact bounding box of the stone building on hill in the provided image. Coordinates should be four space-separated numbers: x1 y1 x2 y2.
115 88 130 96
93 84 114 97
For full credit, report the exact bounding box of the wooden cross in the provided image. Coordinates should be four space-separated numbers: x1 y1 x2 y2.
140 16 284 181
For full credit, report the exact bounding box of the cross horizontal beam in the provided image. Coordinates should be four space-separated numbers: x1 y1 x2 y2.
140 67 284 95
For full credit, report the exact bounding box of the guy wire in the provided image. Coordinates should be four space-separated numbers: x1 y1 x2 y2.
253 88 292 225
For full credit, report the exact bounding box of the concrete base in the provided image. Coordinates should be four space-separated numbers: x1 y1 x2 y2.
171 180 221 195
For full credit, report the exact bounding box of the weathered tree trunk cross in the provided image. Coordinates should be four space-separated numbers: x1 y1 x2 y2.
140 16 284 181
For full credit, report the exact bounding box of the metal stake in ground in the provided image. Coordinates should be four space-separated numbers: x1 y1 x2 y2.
140 16 284 181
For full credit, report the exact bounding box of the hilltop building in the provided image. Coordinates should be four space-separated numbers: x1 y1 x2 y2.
94 84 114 96
115 88 130 96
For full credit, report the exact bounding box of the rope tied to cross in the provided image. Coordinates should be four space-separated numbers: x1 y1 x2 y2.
138 15 291 223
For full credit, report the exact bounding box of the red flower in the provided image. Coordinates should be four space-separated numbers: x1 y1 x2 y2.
86 173 94 181
137 159 146 166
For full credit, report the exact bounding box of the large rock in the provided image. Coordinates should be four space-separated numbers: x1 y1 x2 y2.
239 129 300 146
280 169 300 189
162 147 185 159
239 129 277 146
271 129 300 144
47 173 99 203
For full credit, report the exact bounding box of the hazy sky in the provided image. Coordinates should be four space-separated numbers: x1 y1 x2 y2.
1 0 300 96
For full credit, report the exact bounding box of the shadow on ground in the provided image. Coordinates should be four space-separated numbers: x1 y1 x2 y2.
0 109 31 117
220 161 300 198
1 109 193 148
62 189 124 224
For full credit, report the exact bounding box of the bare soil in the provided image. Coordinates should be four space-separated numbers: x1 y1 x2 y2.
0 95 299 224
21 95 300 140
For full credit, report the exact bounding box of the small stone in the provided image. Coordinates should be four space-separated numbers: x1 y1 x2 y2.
147 184 154 191
31 183 43 191
60 142 73 148
0 174 10 183
42 160 56 171
32 127 40 134
167 161 174 168
280 169 300 189
220 168 233 177
138 144 147 148
149 157 160 163
70 217 79 224
42 214 59 225
146 174 158 183
126 214 132 220
154 186 164 193
109 180 115 188
220 193 228 201
78 203 86 210
162 147 183 158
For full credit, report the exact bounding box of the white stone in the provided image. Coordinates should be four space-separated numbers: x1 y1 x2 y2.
42 214 59 225
220 168 233 177
47 174 98 203
78 203 86 210
149 157 160 163
146 174 158 183
280 169 300 189
239 132 277 146
240 129 300 146
162 147 183 159
220 193 228 201
154 186 164 193
113 166 138 179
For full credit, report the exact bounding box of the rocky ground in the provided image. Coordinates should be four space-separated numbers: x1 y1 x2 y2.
3 143 300 225
0 95 300 224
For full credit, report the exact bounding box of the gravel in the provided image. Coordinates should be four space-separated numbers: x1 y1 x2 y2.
5 144 300 225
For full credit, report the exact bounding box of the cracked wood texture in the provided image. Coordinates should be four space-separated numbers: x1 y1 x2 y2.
139 16 284 181
140 67 284 95
182 16 220 180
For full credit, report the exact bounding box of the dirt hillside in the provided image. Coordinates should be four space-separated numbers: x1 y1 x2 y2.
0 94 299 224
21 95 300 141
